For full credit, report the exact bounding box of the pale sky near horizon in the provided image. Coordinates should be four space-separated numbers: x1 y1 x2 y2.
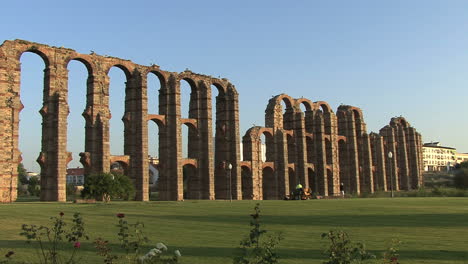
1 0 467 171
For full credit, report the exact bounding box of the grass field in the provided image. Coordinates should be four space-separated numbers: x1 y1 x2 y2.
0 197 467 264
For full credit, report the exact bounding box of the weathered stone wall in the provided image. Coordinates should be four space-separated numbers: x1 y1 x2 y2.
0 39 424 202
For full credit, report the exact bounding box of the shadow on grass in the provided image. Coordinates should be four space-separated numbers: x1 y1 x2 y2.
142 213 468 227
0 239 467 261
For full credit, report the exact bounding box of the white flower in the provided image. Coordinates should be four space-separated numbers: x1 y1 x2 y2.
149 248 162 255
138 255 147 263
174 250 182 257
156 242 168 251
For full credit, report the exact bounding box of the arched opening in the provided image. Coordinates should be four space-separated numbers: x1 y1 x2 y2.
108 67 128 156
262 131 275 162
148 163 159 196
353 109 362 136
319 103 329 113
180 79 197 160
183 164 198 199
301 101 314 133
338 139 348 193
147 72 163 159
181 124 198 159
287 134 295 164
180 79 196 119
308 168 317 194
262 167 276 199
288 167 296 194
66 60 88 172
281 98 293 130
241 166 253 200
111 161 128 177
211 84 225 138
18 52 46 176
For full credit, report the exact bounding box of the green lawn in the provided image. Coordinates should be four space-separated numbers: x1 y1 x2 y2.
1 198 467 263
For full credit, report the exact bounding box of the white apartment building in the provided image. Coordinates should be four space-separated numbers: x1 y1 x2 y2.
423 142 456 171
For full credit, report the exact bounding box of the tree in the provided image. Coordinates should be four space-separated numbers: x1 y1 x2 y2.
81 172 135 201
17 163 29 185
28 176 41 196
454 168 468 189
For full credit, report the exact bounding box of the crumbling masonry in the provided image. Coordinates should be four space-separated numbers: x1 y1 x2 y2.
0 40 423 202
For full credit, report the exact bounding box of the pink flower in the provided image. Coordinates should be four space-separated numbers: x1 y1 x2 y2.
74 242 81 248
116 213 125 218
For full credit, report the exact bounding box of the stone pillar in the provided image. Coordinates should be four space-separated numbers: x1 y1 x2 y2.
80 66 109 176
359 133 374 193
370 133 387 191
380 126 399 191
157 74 183 200
396 125 410 190
293 112 308 188
0 48 19 202
39 60 69 202
226 86 242 200
336 107 360 194
313 113 328 196
124 70 148 201
242 128 262 199
197 81 214 199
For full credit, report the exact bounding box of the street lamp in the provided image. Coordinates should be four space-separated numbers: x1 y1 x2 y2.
227 162 233 202
388 151 394 198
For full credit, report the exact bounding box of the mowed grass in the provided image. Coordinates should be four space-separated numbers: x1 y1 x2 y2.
1 198 468 264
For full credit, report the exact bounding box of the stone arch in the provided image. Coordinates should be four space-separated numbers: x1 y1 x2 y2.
65 55 94 76
105 63 133 80
295 98 313 112
110 160 129 177
210 81 227 96
15 47 51 69
259 129 274 162
314 101 331 113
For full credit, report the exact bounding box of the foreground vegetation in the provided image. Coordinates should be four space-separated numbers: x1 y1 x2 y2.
1 198 467 263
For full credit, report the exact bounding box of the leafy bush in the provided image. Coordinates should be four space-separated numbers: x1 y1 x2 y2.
233 203 283 264
454 168 468 189
81 172 135 202
28 176 41 197
321 230 375 264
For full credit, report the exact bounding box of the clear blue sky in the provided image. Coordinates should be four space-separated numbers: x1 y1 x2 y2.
2 0 467 171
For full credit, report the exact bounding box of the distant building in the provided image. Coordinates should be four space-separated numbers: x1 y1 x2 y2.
423 142 456 171
66 167 84 186
456 153 468 164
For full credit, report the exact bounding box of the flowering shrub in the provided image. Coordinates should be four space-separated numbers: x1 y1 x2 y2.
93 213 181 264
19 212 89 264
382 239 401 264
321 230 375 264
233 204 283 264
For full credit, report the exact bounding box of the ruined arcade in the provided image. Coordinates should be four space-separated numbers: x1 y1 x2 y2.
0 40 423 202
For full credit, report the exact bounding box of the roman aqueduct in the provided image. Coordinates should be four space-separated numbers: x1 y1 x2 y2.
0 39 424 202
